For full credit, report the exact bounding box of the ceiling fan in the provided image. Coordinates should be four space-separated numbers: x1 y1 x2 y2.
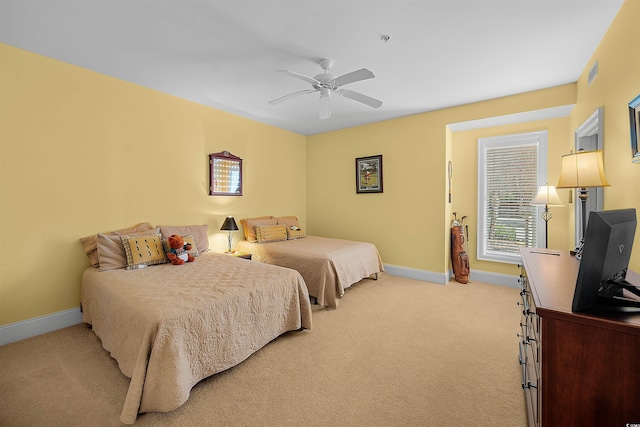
268 58 383 119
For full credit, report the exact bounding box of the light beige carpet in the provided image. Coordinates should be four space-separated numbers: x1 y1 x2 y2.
0 273 527 427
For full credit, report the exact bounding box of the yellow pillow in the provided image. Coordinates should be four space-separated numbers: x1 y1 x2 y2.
97 227 160 271
286 226 305 240
243 217 277 242
276 216 306 240
121 233 167 270
255 224 288 243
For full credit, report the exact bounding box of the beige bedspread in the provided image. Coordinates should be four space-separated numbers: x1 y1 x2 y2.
236 236 383 309
81 252 312 424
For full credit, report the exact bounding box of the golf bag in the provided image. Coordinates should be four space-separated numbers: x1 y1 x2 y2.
451 224 470 284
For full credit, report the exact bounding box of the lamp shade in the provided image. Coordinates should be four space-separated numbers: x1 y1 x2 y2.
220 216 238 231
531 185 564 206
556 150 610 189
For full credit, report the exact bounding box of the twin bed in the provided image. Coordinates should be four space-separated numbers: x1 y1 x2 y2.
79 218 382 423
238 216 384 309
237 236 383 309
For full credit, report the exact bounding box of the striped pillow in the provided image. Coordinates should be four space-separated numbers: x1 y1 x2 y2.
255 224 288 243
243 217 277 242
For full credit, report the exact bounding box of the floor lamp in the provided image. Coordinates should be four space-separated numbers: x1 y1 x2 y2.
556 150 610 239
531 185 563 248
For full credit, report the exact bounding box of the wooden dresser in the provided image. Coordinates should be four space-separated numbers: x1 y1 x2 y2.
518 247 640 427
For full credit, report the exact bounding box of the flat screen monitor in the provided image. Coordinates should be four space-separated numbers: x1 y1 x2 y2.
572 208 639 312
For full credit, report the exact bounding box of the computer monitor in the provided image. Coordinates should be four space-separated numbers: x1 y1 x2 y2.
572 208 639 312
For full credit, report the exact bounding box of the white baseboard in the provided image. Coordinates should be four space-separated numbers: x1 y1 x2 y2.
383 264 448 284
385 264 519 288
470 270 520 288
0 307 82 346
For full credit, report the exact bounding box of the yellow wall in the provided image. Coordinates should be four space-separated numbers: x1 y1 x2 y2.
307 114 447 271
0 43 307 326
307 85 576 275
567 0 640 266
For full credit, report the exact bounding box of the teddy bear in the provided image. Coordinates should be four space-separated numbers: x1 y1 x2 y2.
166 234 195 265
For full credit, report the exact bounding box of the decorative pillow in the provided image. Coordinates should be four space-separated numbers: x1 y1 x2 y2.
255 224 288 243
159 225 209 253
243 217 277 242
80 222 154 267
240 216 272 235
276 216 306 240
97 227 160 271
275 216 299 224
162 235 199 258
121 233 167 270
286 225 306 240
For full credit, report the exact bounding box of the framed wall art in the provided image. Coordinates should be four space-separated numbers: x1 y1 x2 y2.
629 94 640 163
356 154 383 193
209 151 243 196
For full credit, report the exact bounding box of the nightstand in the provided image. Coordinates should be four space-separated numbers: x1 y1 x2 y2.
227 251 252 260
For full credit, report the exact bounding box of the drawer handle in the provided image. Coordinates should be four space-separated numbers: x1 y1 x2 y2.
517 333 535 344
518 303 535 316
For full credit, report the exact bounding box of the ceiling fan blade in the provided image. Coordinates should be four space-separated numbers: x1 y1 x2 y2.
277 70 320 85
319 94 331 119
333 68 375 87
268 89 316 105
338 89 383 108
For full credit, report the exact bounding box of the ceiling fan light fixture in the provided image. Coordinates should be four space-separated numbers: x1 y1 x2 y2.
270 59 382 120
319 94 331 120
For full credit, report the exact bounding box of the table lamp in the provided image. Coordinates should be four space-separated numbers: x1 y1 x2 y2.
220 216 239 253
530 184 563 248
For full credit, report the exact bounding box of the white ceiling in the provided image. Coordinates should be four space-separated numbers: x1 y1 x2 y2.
0 0 625 136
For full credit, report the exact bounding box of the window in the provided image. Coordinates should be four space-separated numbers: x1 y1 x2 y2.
478 131 547 263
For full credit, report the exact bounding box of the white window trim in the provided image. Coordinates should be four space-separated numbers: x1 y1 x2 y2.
477 130 548 264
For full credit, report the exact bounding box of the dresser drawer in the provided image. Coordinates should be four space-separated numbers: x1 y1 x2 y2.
524 342 539 426
520 338 539 427
518 263 540 426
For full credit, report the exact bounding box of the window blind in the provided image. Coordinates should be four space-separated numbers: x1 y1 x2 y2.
483 144 538 256
477 130 547 264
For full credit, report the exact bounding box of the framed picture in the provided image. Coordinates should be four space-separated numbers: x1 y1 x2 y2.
209 151 243 196
356 154 383 193
630 94 640 164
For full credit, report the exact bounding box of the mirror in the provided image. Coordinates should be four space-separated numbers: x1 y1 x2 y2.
209 151 242 196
